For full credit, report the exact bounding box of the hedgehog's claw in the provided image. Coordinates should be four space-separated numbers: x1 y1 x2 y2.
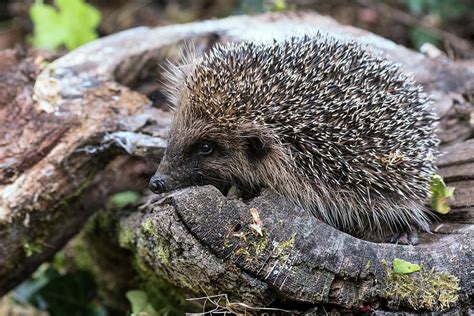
226 184 242 199
385 230 419 245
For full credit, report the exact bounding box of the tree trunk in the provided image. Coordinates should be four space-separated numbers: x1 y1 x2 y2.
0 12 472 313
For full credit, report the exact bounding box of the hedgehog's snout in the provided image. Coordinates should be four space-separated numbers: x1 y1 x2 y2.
149 174 169 194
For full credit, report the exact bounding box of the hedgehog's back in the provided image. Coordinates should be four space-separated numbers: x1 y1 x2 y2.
188 36 437 189
184 36 439 235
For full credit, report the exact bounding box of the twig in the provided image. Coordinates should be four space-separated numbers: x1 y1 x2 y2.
187 291 293 315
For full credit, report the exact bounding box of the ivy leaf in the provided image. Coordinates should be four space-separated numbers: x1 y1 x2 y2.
30 0 101 51
29 3 65 50
430 174 455 214
393 258 421 274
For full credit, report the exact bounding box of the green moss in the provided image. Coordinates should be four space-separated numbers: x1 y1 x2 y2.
132 257 199 314
71 215 139 311
223 236 233 248
225 222 295 263
274 233 295 254
71 235 93 271
138 218 171 265
117 225 135 249
141 218 157 236
19 173 97 262
56 173 95 209
235 247 251 257
253 233 269 255
227 226 271 261
155 242 171 265
273 233 296 263
381 261 460 311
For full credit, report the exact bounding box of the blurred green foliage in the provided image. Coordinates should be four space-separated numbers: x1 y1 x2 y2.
13 259 106 316
409 27 441 50
126 290 159 315
405 0 467 19
239 0 288 13
108 191 140 209
13 188 197 316
136 273 199 316
404 0 468 49
30 0 101 51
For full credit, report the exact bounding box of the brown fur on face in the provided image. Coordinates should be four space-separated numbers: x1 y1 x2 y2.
152 44 306 199
156 102 297 196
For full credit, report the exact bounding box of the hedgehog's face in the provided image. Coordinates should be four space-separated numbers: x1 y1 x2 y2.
149 118 273 196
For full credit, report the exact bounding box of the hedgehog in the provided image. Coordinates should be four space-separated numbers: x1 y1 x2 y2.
149 35 439 243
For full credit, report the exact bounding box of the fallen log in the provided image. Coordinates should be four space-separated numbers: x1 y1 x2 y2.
0 12 472 313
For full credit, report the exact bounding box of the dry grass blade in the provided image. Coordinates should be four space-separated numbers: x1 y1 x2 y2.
186 290 293 315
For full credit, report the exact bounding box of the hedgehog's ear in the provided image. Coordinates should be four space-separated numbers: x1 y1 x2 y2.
244 134 270 160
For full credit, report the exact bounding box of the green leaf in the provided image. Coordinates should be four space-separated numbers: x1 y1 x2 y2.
126 290 159 316
430 174 455 214
108 191 140 209
29 0 101 51
393 258 421 274
29 3 64 50
405 0 468 19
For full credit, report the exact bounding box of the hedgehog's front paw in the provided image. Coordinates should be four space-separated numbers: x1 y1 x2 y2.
385 229 419 245
226 184 242 199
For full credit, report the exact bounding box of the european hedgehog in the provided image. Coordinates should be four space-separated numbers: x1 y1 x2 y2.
149 35 439 242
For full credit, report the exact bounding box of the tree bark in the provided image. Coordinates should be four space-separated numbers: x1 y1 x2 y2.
0 12 472 313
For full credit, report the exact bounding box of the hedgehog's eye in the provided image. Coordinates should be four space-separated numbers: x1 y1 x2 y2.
198 141 215 156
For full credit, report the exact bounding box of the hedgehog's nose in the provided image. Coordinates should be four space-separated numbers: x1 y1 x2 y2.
149 175 168 194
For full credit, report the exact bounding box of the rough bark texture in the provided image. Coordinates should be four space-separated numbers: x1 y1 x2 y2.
0 12 473 313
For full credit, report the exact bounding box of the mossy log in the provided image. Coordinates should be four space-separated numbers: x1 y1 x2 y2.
0 12 473 313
